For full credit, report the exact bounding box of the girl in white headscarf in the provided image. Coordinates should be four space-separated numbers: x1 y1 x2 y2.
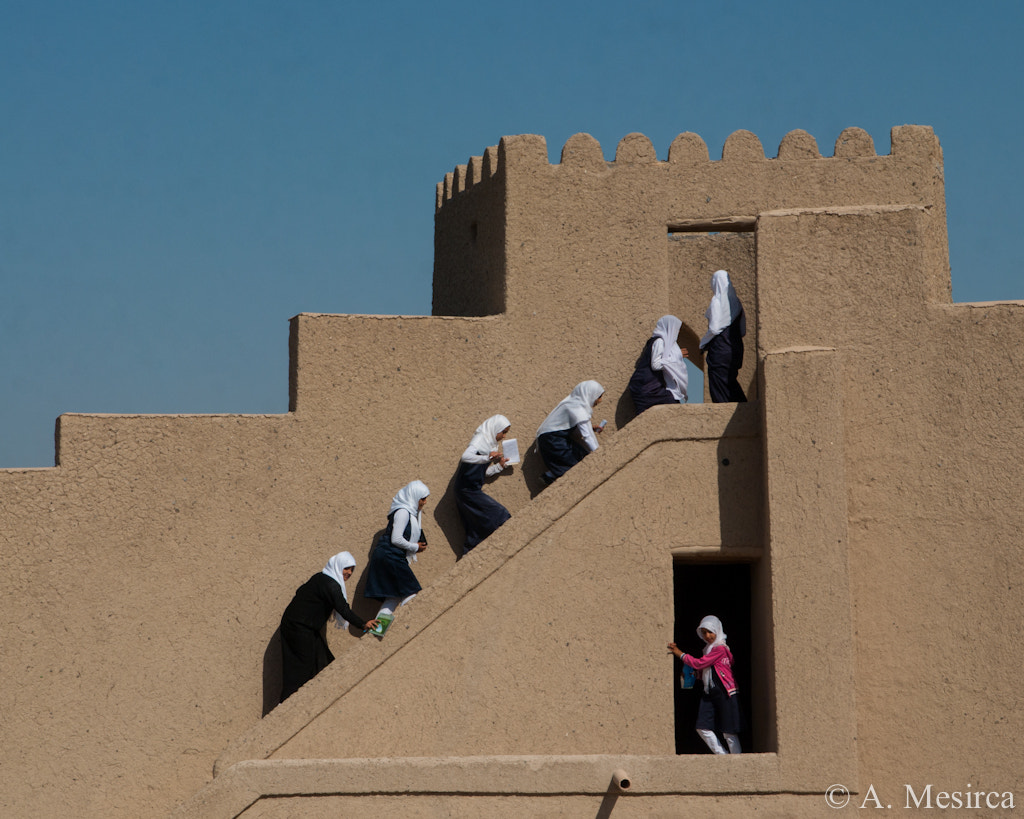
279 551 379 702
454 414 513 555
364 480 430 637
668 614 742 754
535 380 605 486
628 315 690 414
699 270 747 403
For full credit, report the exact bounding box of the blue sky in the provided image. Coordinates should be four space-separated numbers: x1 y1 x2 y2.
2 1 1022 467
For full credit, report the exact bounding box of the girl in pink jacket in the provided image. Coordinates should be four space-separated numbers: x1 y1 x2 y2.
668 614 742 754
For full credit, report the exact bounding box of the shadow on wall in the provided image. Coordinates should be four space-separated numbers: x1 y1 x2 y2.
613 389 636 429
595 773 630 819
350 529 387 623
521 438 550 498
435 468 467 559
716 405 757 546
262 629 282 716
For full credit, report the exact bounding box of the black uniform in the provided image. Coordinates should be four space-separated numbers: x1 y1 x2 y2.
279 572 368 702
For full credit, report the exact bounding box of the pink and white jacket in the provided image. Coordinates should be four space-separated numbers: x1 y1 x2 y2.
682 645 737 696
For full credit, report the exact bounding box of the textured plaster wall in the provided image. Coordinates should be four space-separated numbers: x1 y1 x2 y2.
1 414 306 817
3 124 1022 818
756 206 1024 799
235 793 841 818
433 126 945 423
269 434 757 762
207 405 762 772
432 145 506 317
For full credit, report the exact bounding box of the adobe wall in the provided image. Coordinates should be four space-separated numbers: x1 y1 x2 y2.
434 126 946 411
200 132 1022 815
183 350 857 817
207 404 764 771
2 124 1022 818
2 310 575 816
757 206 1024 797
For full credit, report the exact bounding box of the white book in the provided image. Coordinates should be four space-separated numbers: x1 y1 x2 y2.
502 438 520 464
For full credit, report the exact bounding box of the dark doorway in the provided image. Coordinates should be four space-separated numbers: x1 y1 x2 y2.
672 562 754 754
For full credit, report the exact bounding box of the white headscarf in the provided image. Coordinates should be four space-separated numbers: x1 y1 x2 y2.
322 551 357 630
697 614 728 692
653 315 689 403
389 480 430 558
536 380 605 437
699 270 745 349
467 414 511 455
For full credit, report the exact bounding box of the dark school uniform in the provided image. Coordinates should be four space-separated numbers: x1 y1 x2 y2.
705 314 747 403
279 572 368 702
454 459 511 554
537 428 591 480
695 666 743 736
628 337 677 414
363 512 424 600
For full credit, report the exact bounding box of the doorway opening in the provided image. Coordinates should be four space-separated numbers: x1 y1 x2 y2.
671 561 757 754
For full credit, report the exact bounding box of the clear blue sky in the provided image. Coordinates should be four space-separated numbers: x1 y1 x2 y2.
2 1 1022 467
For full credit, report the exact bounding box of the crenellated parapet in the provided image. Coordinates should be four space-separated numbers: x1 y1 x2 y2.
435 126 942 212
436 145 501 209
431 125 947 321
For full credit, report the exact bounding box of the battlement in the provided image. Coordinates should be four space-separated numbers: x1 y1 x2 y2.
435 126 942 211
431 125 947 319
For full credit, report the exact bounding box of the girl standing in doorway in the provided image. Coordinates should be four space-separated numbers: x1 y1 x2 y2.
668 614 742 754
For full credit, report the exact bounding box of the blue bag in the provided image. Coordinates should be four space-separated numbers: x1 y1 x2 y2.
681 664 698 689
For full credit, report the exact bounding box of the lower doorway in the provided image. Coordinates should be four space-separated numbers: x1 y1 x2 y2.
672 561 756 754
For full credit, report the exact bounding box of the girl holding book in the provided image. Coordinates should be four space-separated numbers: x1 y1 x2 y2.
454 414 513 555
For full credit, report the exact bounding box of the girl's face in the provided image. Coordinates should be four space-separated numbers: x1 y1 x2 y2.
700 628 716 643
593 393 604 407
418 496 429 511
496 426 511 441
342 567 354 581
